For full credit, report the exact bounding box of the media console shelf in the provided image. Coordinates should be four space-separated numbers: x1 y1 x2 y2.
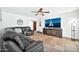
43 28 62 38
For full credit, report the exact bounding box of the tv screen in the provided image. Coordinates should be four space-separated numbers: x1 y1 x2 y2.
45 18 61 28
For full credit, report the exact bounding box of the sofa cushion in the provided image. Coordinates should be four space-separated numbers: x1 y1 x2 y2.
3 29 24 50
24 27 31 32
18 34 35 43
18 34 32 51
4 41 22 52
13 36 24 50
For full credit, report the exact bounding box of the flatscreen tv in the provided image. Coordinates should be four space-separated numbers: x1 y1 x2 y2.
45 18 61 28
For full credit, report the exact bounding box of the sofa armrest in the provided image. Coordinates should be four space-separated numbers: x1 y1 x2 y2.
26 41 44 52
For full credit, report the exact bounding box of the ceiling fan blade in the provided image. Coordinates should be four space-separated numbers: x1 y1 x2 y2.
43 11 50 13
32 11 37 13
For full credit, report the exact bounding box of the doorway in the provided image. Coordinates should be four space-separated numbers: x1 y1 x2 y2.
33 21 36 31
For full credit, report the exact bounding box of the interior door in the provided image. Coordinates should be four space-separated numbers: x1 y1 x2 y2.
33 21 36 31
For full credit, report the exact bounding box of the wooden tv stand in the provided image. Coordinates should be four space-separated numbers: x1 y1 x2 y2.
43 28 62 38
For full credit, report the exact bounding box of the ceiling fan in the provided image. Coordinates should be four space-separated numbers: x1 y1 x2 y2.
32 8 50 16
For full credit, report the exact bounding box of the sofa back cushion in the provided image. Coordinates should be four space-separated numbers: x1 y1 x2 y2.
23 27 31 32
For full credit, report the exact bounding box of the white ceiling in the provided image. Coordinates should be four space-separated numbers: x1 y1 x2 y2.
1 7 79 18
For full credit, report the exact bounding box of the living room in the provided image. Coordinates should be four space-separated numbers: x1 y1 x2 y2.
0 7 79 52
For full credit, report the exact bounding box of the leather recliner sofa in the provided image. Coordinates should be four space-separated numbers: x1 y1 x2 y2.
5 27 34 36
0 29 44 52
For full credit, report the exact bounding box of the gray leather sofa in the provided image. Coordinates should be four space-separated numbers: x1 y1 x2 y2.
0 29 44 52
5 27 34 36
